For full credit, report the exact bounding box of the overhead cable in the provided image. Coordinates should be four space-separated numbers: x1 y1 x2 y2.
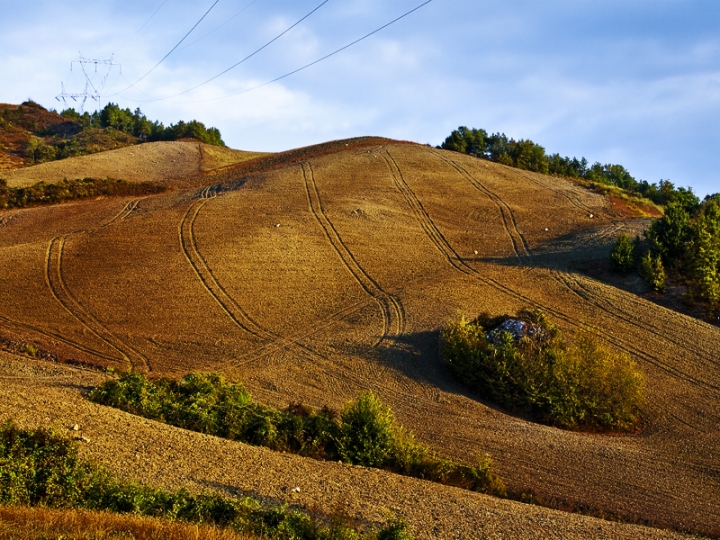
110 0 221 96
176 0 434 104
116 0 169 51
176 0 263 52
162 0 331 99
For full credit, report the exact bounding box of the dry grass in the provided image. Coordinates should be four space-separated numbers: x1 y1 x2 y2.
0 506 253 540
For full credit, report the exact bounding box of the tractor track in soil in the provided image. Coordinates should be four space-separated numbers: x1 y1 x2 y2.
0 313 118 363
381 151 720 406
44 236 150 371
301 162 406 346
551 270 720 379
101 199 142 228
430 150 533 265
180 181 402 384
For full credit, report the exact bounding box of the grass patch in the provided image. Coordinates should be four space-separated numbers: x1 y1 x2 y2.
0 505 255 540
88 373 505 496
0 422 410 540
442 310 645 432
0 177 166 209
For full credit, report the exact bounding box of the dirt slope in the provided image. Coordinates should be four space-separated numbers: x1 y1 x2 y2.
2 140 266 188
0 354 691 540
0 141 718 537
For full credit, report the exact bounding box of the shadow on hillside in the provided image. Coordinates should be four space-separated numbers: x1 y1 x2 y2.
368 329 488 401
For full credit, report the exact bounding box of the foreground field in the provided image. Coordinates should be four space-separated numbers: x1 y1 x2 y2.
0 505 253 540
0 355 692 540
0 140 718 537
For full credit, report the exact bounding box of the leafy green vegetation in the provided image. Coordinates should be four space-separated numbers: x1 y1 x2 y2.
442 310 645 431
439 126 693 207
0 422 410 539
610 195 720 311
0 177 166 209
88 373 505 496
62 103 225 147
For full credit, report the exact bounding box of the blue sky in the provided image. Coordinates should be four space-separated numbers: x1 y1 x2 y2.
1 0 718 196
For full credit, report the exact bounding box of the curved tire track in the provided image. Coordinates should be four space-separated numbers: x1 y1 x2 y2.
301 162 405 345
380 149 720 404
45 236 150 371
179 197 273 342
429 150 533 265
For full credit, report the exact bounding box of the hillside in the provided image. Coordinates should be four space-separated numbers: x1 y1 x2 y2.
0 101 137 170
0 139 718 538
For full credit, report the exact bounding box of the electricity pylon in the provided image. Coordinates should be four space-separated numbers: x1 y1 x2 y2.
56 53 121 113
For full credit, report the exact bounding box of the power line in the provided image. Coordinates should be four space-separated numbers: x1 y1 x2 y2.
176 0 263 53
110 0 221 96
116 0 169 51
168 0 435 104
152 0 331 100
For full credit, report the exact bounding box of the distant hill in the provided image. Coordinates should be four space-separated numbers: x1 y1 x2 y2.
0 100 224 171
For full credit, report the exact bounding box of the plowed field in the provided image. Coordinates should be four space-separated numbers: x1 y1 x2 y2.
1 140 718 538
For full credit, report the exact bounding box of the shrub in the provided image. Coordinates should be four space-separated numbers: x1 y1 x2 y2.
89 374 505 496
443 310 645 431
0 177 166 210
338 392 397 468
610 233 637 274
638 251 667 292
0 423 405 539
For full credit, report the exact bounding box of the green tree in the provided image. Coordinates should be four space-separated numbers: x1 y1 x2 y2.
338 391 397 468
440 126 488 157
610 234 637 274
639 251 667 292
687 200 720 308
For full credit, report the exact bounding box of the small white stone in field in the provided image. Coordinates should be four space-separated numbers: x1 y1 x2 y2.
589 213 594 218
275 223 281 227
544 228 549 232
70 424 80 431
474 250 478 255
291 487 301 493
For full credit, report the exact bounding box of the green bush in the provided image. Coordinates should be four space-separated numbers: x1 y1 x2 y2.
442 310 645 431
89 374 505 496
610 234 637 274
0 423 406 539
638 251 667 292
338 392 397 468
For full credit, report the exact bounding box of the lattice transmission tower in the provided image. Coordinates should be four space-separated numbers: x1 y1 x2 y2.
56 53 121 113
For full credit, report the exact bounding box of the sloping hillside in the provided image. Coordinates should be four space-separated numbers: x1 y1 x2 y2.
0 140 718 538
2 140 266 189
0 101 137 170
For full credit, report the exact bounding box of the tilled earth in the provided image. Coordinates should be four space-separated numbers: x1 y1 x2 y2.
0 141 718 538
0 355 693 540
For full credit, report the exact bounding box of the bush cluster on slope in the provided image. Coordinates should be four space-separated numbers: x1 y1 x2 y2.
0 423 411 540
439 126 694 207
0 177 166 209
442 310 645 431
88 373 505 496
610 195 720 311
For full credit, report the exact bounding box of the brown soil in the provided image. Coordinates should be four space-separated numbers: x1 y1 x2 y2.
0 141 718 538
2 140 266 189
0 355 692 539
